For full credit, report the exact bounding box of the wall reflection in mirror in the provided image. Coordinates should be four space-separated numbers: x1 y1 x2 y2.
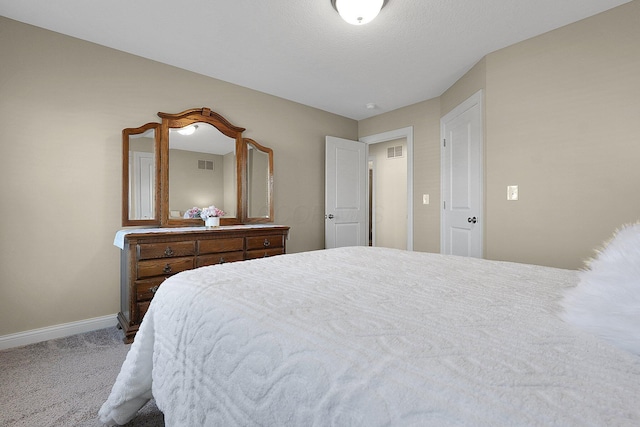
168 122 236 219
246 139 273 219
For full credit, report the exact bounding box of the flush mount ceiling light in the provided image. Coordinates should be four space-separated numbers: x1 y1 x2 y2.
331 0 388 25
177 124 198 136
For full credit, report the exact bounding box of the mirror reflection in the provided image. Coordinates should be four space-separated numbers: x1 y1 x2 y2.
246 142 270 218
128 127 156 221
168 122 236 219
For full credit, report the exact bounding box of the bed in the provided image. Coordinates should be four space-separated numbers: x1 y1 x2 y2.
99 237 640 426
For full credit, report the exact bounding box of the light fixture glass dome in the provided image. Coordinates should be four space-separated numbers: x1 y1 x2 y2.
333 0 385 25
177 124 198 136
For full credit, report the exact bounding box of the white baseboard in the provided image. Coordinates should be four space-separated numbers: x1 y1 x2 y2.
0 314 118 351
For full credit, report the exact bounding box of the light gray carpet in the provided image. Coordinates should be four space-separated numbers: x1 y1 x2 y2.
0 327 164 426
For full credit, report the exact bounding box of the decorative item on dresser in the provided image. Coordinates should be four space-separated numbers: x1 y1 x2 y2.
117 107 287 343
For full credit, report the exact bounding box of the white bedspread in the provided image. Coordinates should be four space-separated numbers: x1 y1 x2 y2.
99 247 640 426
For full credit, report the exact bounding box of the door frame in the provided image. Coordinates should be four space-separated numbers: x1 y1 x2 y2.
360 126 414 251
368 157 376 246
440 90 484 257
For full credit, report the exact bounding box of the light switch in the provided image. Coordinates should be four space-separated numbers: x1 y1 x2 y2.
507 185 518 201
423 194 430 205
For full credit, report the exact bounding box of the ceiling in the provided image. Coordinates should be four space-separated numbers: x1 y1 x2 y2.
0 0 631 120
170 124 235 156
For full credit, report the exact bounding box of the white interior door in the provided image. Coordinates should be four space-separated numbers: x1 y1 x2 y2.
134 151 155 219
325 136 368 248
441 90 483 257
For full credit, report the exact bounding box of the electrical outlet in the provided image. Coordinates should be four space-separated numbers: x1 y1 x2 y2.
423 194 430 205
507 185 518 201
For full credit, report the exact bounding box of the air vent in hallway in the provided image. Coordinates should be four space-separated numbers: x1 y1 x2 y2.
387 145 404 158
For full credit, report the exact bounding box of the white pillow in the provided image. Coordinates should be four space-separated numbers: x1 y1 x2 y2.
561 223 640 355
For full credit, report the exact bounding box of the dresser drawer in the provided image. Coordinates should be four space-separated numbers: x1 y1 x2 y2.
137 257 194 279
197 251 244 267
199 238 244 254
137 241 196 260
246 247 285 260
135 277 166 301
246 235 284 251
119 226 289 343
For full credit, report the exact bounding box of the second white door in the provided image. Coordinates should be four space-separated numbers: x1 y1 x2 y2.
441 90 483 257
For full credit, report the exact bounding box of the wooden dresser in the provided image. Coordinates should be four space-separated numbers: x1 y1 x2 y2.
117 225 289 343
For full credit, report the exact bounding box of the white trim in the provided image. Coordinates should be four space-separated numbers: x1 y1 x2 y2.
368 156 377 246
360 126 414 251
0 314 118 350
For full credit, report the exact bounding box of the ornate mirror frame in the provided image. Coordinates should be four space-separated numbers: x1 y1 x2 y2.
122 107 274 227
159 107 245 227
122 122 161 227
244 138 274 223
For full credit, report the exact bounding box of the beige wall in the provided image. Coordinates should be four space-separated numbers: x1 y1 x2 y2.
0 17 356 336
247 148 270 218
441 58 487 118
168 150 226 216
484 1 640 268
362 1 640 269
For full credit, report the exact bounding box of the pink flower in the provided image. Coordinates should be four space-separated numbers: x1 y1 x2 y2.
183 207 202 219
200 205 225 219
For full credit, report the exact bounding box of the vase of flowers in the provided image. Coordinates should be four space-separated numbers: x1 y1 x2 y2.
204 217 220 228
200 205 225 228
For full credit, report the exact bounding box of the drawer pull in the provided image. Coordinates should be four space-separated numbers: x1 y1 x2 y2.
219 257 225 264
150 285 160 294
163 264 172 274
263 239 271 247
164 247 174 257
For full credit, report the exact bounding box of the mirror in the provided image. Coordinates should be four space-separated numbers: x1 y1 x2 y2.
159 108 244 227
122 123 160 226
245 138 274 222
122 107 275 227
167 122 237 220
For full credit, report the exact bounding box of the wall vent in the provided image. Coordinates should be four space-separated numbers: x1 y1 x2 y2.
198 160 214 171
387 145 404 159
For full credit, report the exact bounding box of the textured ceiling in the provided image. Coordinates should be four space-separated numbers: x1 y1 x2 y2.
0 0 631 119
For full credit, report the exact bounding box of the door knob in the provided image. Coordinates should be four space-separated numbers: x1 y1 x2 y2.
326 214 334 219
467 216 477 224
